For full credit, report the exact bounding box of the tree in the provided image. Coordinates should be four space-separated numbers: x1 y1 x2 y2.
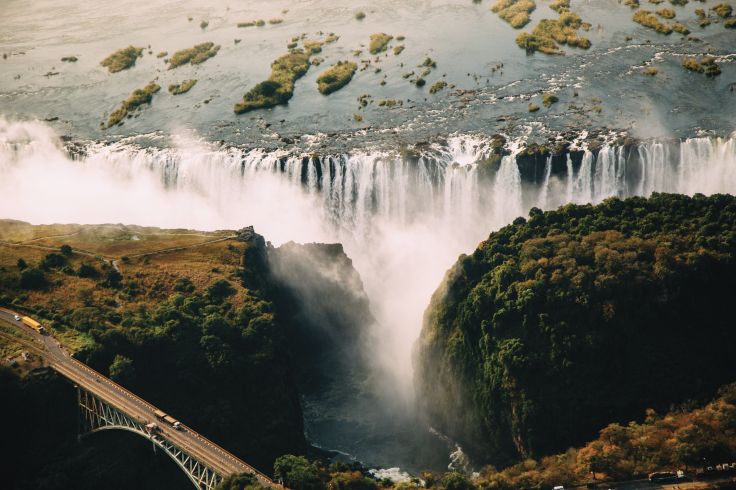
16 258 27 270
273 455 323 490
104 268 123 289
19 268 47 290
441 472 474 490
60 244 73 256
207 279 236 303
77 263 99 278
328 472 377 490
174 277 195 293
215 473 265 490
41 253 66 270
109 355 135 384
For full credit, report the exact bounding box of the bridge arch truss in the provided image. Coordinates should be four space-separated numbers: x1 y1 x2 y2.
77 386 224 490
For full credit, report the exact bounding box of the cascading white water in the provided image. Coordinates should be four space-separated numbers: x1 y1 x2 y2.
1 119 736 398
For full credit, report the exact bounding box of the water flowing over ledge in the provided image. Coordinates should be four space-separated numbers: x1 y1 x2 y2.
2 118 736 472
6 129 731 239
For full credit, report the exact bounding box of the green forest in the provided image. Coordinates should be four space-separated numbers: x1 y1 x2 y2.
416 193 736 467
0 226 372 489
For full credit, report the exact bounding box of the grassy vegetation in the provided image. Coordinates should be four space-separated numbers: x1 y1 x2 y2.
528 102 540 111
516 11 591 54
168 79 197 95
472 383 736 488
355 11 366 20
672 21 690 34
642 66 659 75
61 56 78 62
0 223 328 473
210 378 736 490
656 7 676 18
712 3 733 17
303 40 324 54
378 99 402 107
542 92 559 107
316 61 358 95
106 82 160 128
156 51 167 58
550 0 570 12
633 9 673 34
491 0 537 28
100 46 143 73
429 80 447 94
269 18 283 25
416 193 736 468
168 42 220 68
624 0 640 8
393 45 405 55
368 33 393 54
682 56 721 77
234 49 311 113
1 221 378 480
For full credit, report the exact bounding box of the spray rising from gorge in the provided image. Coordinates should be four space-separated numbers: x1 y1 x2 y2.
2 118 736 468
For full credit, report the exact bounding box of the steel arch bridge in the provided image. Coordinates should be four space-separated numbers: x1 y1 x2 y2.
77 386 223 490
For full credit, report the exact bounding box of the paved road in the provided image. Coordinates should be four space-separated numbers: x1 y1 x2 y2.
0 307 281 489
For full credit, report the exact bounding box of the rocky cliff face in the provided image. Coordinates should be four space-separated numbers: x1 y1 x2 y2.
414 194 736 467
240 227 375 394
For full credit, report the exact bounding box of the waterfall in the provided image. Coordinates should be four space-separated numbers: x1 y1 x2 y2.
2 118 736 399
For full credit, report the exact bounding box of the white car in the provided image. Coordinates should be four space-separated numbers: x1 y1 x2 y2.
13 315 20 321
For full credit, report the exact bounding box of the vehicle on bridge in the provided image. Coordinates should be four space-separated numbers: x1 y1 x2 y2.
145 422 161 433
22 316 46 335
648 471 678 483
154 410 184 430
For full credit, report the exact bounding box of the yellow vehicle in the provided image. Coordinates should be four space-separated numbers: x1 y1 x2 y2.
22 316 46 334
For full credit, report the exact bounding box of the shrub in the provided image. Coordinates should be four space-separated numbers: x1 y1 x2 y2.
42 253 67 270
430 81 447 94
368 33 393 54
273 455 323 490
19 268 47 290
109 354 135 384
542 93 559 107
712 3 733 18
77 263 99 278
234 50 311 113
317 61 358 94
169 42 221 69
100 46 143 73
491 0 536 28
633 10 673 34
106 82 161 128
207 279 236 303
168 79 198 95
